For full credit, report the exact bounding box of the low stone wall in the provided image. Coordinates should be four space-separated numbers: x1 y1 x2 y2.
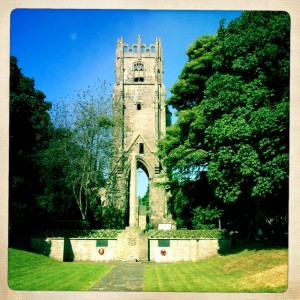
149 238 231 263
31 238 118 262
31 235 231 263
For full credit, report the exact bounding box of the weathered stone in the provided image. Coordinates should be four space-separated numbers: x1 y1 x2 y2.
109 36 172 228
115 227 148 261
31 236 231 263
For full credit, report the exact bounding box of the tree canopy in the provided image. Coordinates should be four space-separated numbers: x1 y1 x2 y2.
39 82 115 228
9 58 119 235
9 56 53 234
158 11 289 234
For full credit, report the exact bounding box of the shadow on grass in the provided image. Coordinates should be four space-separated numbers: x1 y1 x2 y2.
10 236 75 262
63 237 74 262
219 237 288 256
9 237 33 252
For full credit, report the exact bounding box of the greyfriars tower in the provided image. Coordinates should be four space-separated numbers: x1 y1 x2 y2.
111 36 171 228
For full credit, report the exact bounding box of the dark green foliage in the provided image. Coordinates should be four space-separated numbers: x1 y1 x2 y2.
37 229 122 238
101 202 126 229
9 58 117 234
204 12 289 225
139 185 149 207
146 229 227 239
9 56 53 235
36 127 79 219
192 205 223 230
159 12 289 235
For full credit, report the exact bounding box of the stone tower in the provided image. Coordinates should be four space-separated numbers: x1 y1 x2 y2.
111 35 171 229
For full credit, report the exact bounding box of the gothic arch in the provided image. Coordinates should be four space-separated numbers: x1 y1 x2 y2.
136 155 153 179
123 154 153 181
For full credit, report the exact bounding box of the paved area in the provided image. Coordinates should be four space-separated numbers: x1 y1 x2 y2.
89 262 144 292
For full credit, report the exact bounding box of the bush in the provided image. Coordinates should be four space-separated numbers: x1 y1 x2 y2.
192 205 223 229
37 229 122 239
146 229 228 239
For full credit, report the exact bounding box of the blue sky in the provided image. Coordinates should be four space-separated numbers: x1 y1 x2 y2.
10 9 242 196
10 9 241 103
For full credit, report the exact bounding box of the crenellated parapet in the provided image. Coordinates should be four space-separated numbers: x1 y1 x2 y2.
115 35 163 85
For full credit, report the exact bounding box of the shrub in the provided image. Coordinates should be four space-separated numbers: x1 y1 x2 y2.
191 205 223 229
37 229 122 239
146 229 228 239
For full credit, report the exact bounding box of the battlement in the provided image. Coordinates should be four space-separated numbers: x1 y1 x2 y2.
117 35 161 56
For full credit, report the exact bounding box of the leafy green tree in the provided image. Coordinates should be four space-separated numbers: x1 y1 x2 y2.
204 12 289 231
139 185 149 207
159 12 289 234
158 35 217 228
9 56 52 234
43 81 114 226
36 127 80 221
192 205 223 230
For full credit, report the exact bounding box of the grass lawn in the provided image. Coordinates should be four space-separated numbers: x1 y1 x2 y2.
144 240 288 292
8 248 113 291
8 239 288 292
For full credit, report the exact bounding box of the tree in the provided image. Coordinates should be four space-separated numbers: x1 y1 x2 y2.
204 12 289 232
9 56 52 235
159 12 289 234
43 81 114 226
158 35 218 228
36 127 80 221
139 185 149 207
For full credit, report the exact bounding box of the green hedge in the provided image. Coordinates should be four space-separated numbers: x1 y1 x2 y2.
37 229 122 239
146 229 228 239
36 229 228 239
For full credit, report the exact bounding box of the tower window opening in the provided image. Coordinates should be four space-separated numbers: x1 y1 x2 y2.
139 143 144 154
134 77 144 82
137 103 142 110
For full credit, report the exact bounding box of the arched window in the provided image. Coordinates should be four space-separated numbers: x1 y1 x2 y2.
133 62 144 71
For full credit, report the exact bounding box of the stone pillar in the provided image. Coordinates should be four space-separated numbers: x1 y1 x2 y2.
129 152 138 227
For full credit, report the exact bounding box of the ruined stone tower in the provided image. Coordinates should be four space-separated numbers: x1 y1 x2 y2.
111 35 171 229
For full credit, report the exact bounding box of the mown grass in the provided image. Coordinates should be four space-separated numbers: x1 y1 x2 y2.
8 248 113 291
144 240 288 292
8 240 288 292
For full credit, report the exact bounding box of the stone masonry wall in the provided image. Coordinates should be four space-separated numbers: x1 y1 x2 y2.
31 236 231 263
149 238 231 263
